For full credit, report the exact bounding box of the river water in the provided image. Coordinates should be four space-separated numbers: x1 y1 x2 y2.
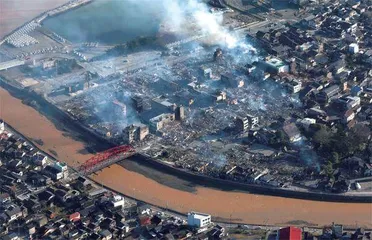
42 0 162 44
0 87 371 227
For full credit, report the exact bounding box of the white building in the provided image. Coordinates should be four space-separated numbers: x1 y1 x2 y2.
264 58 289 73
187 212 211 228
0 121 4 134
149 113 175 132
349 43 359 54
247 114 259 128
53 162 68 172
285 80 302 93
52 162 69 179
111 195 125 208
345 96 361 109
33 153 47 166
299 118 316 131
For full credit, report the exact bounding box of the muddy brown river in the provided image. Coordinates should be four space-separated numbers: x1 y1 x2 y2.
0 87 371 227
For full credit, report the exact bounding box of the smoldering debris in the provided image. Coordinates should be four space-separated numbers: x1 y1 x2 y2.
45 0 319 190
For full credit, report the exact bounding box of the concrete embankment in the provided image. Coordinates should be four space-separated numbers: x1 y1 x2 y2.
0 77 371 203
132 154 372 203
0 77 114 155
38 0 92 23
0 0 73 40
1 82 372 227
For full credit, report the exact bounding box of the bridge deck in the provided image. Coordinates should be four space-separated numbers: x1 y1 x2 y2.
78 145 135 175
80 152 135 175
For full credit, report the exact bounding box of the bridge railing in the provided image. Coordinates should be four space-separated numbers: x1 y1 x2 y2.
78 145 135 175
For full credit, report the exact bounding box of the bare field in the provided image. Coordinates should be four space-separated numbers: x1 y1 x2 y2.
0 0 69 39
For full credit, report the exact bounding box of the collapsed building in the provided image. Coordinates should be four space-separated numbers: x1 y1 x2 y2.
95 100 127 123
139 97 185 134
213 48 223 62
149 113 176 133
64 81 90 94
235 114 259 132
199 66 212 79
221 72 244 88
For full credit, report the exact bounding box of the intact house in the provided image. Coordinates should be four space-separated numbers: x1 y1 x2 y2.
316 85 340 105
32 152 47 166
5 204 23 222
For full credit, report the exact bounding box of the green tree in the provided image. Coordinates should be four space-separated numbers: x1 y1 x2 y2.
334 124 371 156
313 126 333 149
330 152 340 164
268 130 289 148
323 160 334 178
276 130 288 144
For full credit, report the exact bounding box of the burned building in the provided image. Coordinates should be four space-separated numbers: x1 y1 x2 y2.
149 113 175 132
175 105 185 121
284 78 302 93
235 114 259 132
112 100 127 116
64 81 90 94
199 66 212 79
213 91 227 102
95 100 127 123
213 48 223 62
151 98 177 113
139 98 179 133
283 123 302 143
152 78 180 94
221 73 244 88
123 124 149 144
132 96 144 112
235 116 249 133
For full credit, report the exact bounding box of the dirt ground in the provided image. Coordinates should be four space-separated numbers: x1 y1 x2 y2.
1 87 371 227
0 0 70 39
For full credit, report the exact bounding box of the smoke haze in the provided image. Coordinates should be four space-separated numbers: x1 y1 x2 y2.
130 0 244 48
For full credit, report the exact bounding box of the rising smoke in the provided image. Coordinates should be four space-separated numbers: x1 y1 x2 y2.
130 0 247 49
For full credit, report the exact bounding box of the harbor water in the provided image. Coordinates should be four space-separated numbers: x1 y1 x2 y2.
43 0 162 44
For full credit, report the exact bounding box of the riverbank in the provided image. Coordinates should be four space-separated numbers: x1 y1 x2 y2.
122 156 372 203
1 76 370 202
1 84 371 227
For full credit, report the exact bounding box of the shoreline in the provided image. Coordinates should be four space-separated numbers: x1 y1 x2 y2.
0 0 93 43
0 0 371 228
1 80 372 227
125 155 372 203
0 77 371 203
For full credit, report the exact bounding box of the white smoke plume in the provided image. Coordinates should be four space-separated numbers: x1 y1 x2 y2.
130 0 242 48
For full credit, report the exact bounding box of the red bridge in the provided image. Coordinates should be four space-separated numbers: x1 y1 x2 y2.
78 145 135 175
